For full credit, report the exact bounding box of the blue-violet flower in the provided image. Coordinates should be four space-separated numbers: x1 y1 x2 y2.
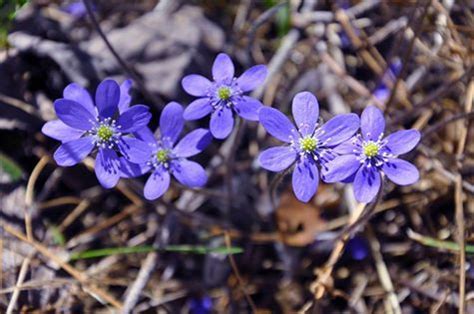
181 53 268 139
322 105 420 203
258 91 360 202
120 102 212 200
42 79 152 188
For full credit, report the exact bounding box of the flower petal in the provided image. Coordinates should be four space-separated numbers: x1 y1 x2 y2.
374 86 390 103
119 157 150 178
210 106 234 139
54 99 96 130
173 128 212 158
212 53 234 81
54 136 94 166
361 105 385 141
117 105 151 133
95 79 120 118
333 139 357 155
259 107 296 143
291 91 319 136
118 137 152 164
292 158 319 203
171 159 207 187
184 98 213 120
118 79 133 113
382 158 419 185
134 127 157 146
234 96 262 121
63 83 96 116
353 166 381 203
144 167 170 200
236 64 267 92
182 75 212 97
342 172 356 183
159 102 184 145
259 146 297 172
95 148 121 188
319 113 360 146
322 154 360 183
42 120 84 142
384 129 420 155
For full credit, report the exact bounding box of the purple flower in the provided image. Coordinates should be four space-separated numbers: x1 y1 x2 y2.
181 53 268 139
120 102 212 200
373 59 402 103
258 92 360 202
323 106 420 203
62 1 96 19
189 296 212 314
42 79 152 188
347 236 369 261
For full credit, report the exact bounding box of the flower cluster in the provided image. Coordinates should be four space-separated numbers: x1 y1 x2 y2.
259 92 359 202
43 53 420 204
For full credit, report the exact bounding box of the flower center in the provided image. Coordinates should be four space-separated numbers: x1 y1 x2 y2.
97 125 114 142
363 142 379 157
156 149 169 163
217 86 232 100
300 136 318 152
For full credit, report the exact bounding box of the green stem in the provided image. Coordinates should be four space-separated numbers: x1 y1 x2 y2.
408 230 474 254
69 245 243 261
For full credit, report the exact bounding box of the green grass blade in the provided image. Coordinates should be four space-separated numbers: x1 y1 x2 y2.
69 245 243 260
408 229 474 254
0 152 23 183
163 245 244 255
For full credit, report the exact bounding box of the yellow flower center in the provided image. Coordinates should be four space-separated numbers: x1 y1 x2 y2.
156 149 169 163
300 137 317 152
97 125 114 141
363 142 379 157
217 87 232 100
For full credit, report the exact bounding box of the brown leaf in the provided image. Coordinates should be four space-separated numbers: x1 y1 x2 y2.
276 188 328 246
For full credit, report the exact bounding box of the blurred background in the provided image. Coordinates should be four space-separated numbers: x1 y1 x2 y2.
1 0 473 312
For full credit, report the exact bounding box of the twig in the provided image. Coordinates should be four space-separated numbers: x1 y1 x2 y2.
122 251 158 313
394 67 473 124
224 118 246 210
268 164 294 210
67 204 140 248
311 203 366 298
253 29 299 99
385 0 431 110
58 200 91 232
0 93 40 117
312 182 384 299
82 0 163 108
6 257 31 314
224 231 257 312
319 51 384 108
25 155 50 241
2 223 123 309
454 81 472 314
456 81 473 158
366 227 401 314
38 196 82 210
426 154 474 194
9 156 49 312
421 111 474 140
334 8 385 76
246 1 288 65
